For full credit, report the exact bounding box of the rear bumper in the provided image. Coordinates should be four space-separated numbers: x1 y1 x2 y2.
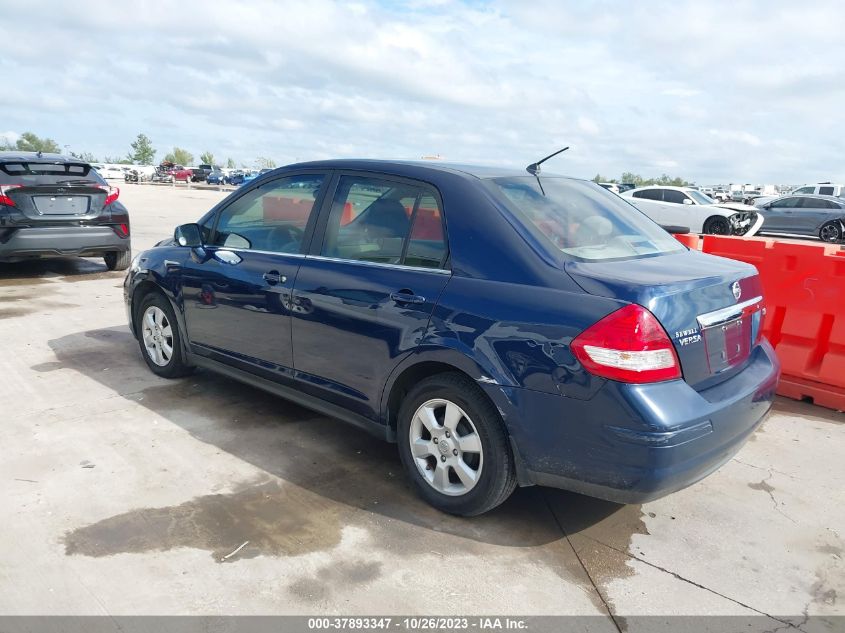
483 340 781 504
0 226 129 261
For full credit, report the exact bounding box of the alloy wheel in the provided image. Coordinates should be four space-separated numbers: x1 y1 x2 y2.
408 398 483 496
141 306 174 367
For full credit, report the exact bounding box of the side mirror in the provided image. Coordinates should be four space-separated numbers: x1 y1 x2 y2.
683 198 693 205
175 223 203 247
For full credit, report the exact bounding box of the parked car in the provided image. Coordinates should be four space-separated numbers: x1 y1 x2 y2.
239 170 260 186
617 183 636 193
166 165 193 183
195 164 220 180
711 189 730 202
190 168 206 183
598 182 620 194
124 159 779 515
206 169 227 185
756 194 845 242
791 183 845 198
622 185 764 235
92 164 126 180
0 151 131 269
226 170 246 186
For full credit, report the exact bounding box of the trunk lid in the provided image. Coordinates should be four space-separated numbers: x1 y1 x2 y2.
6 184 109 221
566 249 765 389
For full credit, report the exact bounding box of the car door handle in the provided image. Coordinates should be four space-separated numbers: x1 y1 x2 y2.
390 291 425 304
262 270 287 285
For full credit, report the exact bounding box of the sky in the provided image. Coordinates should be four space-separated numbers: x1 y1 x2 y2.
1 0 843 184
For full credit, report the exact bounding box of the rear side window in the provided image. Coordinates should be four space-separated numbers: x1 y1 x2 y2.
818 186 835 196
799 198 833 209
490 177 685 262
0 161 104 186
321 176 447 268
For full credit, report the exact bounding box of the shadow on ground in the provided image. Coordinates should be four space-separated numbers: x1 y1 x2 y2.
0 257 122 286
46 325 646 565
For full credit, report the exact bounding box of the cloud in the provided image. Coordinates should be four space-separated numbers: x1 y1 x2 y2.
0 0 843 183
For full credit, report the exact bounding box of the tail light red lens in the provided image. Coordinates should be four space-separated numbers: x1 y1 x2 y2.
0 184 23 207
571 304 682 384
113 223 130 238
96 184 120 206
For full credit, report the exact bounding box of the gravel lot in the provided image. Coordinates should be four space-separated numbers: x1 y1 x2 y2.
0 184 843 627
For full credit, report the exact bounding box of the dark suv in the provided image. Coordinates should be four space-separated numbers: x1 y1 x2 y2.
124 160 779 515
0 152 131 270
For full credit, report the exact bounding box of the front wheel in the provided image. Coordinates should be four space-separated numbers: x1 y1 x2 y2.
397 372 517 516
703 216 730 235
819 221 843 243
104 250 131 271
136 292 194 378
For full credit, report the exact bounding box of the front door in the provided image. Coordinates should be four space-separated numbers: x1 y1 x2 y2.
181 172 328 377
290 173 451 420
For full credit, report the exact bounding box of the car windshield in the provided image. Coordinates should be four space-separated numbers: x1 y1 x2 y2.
688 190 715 205
489 177 685 262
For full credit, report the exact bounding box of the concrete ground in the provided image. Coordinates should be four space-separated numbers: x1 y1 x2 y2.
0 185 843 628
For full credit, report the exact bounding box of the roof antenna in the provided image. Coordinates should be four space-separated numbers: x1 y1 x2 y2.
526 147 569 175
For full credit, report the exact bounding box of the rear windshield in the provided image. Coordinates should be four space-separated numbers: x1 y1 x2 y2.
0 162 105 186
489 177 685 262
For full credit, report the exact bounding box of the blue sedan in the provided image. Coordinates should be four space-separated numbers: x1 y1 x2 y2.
123 159 779 515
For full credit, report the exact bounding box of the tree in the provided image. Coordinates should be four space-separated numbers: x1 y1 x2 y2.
255 156 276 170
200 151 215 166
226 157 236 169
15 132 61 153
104 155 131 164
164 147 193 166
620 172 642 187
128 133 156 165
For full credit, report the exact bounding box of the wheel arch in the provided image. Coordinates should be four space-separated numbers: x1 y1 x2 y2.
128 276 190 358
379 345 510 442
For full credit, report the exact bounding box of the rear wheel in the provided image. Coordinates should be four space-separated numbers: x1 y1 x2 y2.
136 292 194 378
703 216 730 235
819 221 843 243
104 250 131 271
397 372 517 516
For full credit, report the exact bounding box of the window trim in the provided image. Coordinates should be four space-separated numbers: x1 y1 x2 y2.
207 170 330 255
309 169 450 271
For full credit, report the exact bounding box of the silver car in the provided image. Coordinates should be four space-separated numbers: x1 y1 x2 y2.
757 194 845 242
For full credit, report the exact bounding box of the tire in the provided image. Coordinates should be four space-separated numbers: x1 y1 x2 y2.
397 372 517 516
135 291 194 378
819 221 843 243
703 216 731 235
104 250 132 271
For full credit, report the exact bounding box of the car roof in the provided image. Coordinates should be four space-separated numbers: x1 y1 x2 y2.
281 158 580 181
0 151 86 164
773 193 844 201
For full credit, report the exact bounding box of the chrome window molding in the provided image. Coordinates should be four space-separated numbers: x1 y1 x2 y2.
305 254 451 275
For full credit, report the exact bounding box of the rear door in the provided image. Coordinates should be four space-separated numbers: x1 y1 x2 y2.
630 189 668 224
180 172 328 376
290 173 450 420
795 197 834 235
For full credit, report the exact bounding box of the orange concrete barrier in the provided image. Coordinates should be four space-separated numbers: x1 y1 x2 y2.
675 234 845 411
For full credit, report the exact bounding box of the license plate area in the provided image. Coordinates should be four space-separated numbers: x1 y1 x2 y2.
703 315 752 373
34 195 89 215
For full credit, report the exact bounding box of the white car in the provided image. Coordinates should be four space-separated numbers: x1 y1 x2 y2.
791 183 845 197
92 164 127 180
621 185 764 236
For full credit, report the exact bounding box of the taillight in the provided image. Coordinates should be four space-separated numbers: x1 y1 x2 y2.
96 185 120 206
113 223 130 238
571 304 682 384
0 184 23 207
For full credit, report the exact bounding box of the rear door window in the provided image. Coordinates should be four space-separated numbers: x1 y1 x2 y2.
320 175 447 268
633 189 662 200
818 186 835 196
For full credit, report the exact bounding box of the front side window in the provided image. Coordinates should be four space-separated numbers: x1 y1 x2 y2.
662 189 688 205
320 176 447 268
769 197 800 208
211 174 325 253
490 177 685 262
